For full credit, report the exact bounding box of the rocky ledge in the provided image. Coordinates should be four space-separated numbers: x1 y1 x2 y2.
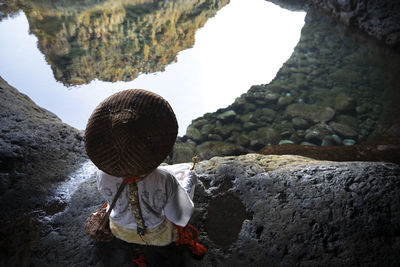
267 0 400 48
0 77 87 225
6 154 398 267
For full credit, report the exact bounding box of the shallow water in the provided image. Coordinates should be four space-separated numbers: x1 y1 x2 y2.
0 0 305 136
183 9 400 151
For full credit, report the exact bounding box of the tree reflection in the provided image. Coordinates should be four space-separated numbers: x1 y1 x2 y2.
2 0 229 86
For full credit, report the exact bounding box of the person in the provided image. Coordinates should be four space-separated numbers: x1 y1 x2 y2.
84 89 205 266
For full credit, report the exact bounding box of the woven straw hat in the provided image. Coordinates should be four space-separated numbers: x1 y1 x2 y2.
84 89 178 177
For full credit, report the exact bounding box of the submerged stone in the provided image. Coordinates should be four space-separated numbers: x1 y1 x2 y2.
334 92 355 111
285 103 335 123
343 139 356 146
217 110 237 121
279 139 295 145
329 122 358 139
185 125 203 142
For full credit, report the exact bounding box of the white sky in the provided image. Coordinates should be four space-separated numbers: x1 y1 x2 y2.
0 0 305 136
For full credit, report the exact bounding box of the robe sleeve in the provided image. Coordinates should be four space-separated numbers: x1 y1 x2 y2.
163 172 194 227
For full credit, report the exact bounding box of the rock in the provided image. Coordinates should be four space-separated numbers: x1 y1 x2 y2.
214 122 242 139
248 127 280 150
285 103 335 123
292 117 310 129
5 149 400 267
329 121 358 139
279 139 295 145
193 154 400 266
304 123 334 144
191 118 209 129
239 113 253 123
343 139 356 146
302 0 400 47
185 125 203 143
0 77 87 224
336 114 358 129
265 92 280 102
172 139 196 164
251 108 277 123
217 110 237 121
301 141 318 146
334 92 355 111
277 95 294 106
321 135 335 146
234 134 251 147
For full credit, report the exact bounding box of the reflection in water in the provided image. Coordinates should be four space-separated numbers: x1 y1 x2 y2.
17 0 229 86
185 9 400 152
0 0 306 136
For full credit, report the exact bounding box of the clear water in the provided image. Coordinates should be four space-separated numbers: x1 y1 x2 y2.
0 0 306 136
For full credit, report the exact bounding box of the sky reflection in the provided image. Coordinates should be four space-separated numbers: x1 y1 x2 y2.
0 0 305 136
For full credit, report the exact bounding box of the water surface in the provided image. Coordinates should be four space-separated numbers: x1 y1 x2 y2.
0 0 306 136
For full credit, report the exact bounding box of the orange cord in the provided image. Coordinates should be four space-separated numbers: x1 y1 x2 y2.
132 253 146 267
176 224 207 256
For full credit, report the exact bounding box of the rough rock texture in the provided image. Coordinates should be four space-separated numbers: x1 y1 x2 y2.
0 76 87 224
16 154 400 267
301 0 400 48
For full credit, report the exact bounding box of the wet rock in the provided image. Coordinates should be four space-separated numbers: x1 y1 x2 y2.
199 123 214 137
191 118 209 129
185 125 203 143
292 117 310 129
279 139 295 145
239 113 253 123
207 133 223 141
343 139 356 146
285 103 335 123
336 114 358 129
248 127 280 150
304 123 334 144
321 135 336 146
214 122 242 139
334 92 355 112
217 110 237 121
329 121 358 139
301 141 318 146
251 108 277 123
265 92 280 102
172 139 196 164
234 134 251 147
0 77 86 224
277 95 294 106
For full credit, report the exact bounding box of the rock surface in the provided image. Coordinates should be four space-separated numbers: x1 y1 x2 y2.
0 77 87 224
301 0 400 48
13 154 400 267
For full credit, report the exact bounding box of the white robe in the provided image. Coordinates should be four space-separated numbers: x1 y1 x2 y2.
96 163 197 229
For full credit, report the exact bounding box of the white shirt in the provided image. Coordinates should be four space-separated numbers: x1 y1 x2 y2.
96 163 197 229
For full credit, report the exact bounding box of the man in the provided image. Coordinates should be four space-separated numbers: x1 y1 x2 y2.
85 89 205 266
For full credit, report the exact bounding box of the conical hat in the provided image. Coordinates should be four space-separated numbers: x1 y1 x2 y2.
84 89 178 177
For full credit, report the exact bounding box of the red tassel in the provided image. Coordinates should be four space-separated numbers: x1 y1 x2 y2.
124 177 140 184
132 253 146 267
176 224 207 256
